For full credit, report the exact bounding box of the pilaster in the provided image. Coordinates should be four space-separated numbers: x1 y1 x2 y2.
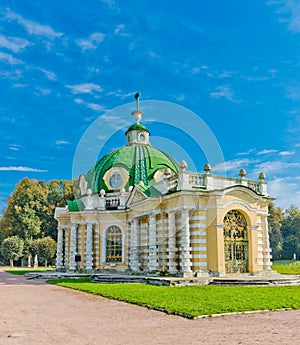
148 213 157 271
167 211 178 275
85 222 94 270
56 227 64 269
180 209 192 276
129 218 140 272
69 223 77 270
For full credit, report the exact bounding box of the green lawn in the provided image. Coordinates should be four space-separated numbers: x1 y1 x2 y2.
5 267 54 275
272 260 300 266
272 265 300 274
48 278 300 319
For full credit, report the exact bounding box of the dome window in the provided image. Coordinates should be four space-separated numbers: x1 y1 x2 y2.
103 167 129 190
109 173 123 189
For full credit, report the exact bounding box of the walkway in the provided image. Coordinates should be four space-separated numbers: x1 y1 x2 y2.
0 268 300 345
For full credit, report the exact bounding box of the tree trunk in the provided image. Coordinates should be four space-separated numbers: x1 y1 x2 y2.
34 254 38 268
28 255 31 268
45 259 48 267
10 259 13 267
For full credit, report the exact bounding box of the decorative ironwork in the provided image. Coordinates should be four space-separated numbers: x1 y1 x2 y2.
223 210 248 273
106 226 122 262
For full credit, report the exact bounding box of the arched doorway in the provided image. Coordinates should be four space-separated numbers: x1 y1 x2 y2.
223 210 248 273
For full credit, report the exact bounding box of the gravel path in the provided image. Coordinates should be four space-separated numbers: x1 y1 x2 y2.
1 268 300 345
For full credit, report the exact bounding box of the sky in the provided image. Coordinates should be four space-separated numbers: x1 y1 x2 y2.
1 0 300 214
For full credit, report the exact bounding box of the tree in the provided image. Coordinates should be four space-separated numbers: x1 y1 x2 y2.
0 178 75 244
37 236 57 267
268 202 283 260
281 205 300 260
0 178 46 242
1 236 24 267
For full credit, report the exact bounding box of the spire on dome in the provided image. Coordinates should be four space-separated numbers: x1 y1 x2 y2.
131 92 144 123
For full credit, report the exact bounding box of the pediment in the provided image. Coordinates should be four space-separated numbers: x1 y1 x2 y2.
126 187 148 206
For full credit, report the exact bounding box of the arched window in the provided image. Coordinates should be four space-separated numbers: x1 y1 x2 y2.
106 226 122 262
223 210 248 273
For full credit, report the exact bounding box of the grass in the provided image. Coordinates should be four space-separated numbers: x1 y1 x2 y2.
272 265 300 274
272 260 300 274
47 278 300 319
5 267 54 275
272 260 300 266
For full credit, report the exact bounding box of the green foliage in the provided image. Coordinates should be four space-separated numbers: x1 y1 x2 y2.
268 202 283 260
48 279 300 318
1 236 24 266
0 178 74 243
28 239 40 256
281 205 300 260
37 236 57 266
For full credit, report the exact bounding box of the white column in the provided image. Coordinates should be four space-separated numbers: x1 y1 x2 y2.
69 223 77 270
56 227 64 270
148 214 157 272
168 212 178 275
85 222 93 270
129 218 139 272
181 209 192 276
262 215 272 270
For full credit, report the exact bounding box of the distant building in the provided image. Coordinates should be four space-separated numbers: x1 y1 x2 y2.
55 99 272 276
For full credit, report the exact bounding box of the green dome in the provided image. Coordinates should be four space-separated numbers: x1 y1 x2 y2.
86 145 179 193
125 123 149 135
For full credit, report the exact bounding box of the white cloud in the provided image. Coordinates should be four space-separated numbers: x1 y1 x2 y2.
0 34 30 52
213 158 259 173
75 32 105 51
237 148 256 156
257 149 279 155
286 84 300 101
86 103 107 111
210 85 235 101
279 150 295 156
12 83 28 88
254 160 300 174
268 176 300 209
267 0 300 33
74 98 107 112
67 83 103 94
0 51 23 64
55 140 69 145
106 90 136 99
101 114 130 129
0 166 48 172
2 8 62 39
9 144 20 151
100 0 119 10
148 51 160 59
114 24 130 37
36 67 57 81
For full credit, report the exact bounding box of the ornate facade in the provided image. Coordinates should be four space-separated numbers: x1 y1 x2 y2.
55 100 272 277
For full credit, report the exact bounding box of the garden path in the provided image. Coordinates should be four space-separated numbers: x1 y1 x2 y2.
0 267 299 345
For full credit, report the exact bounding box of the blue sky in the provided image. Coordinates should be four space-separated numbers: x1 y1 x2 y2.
1 0 300 213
